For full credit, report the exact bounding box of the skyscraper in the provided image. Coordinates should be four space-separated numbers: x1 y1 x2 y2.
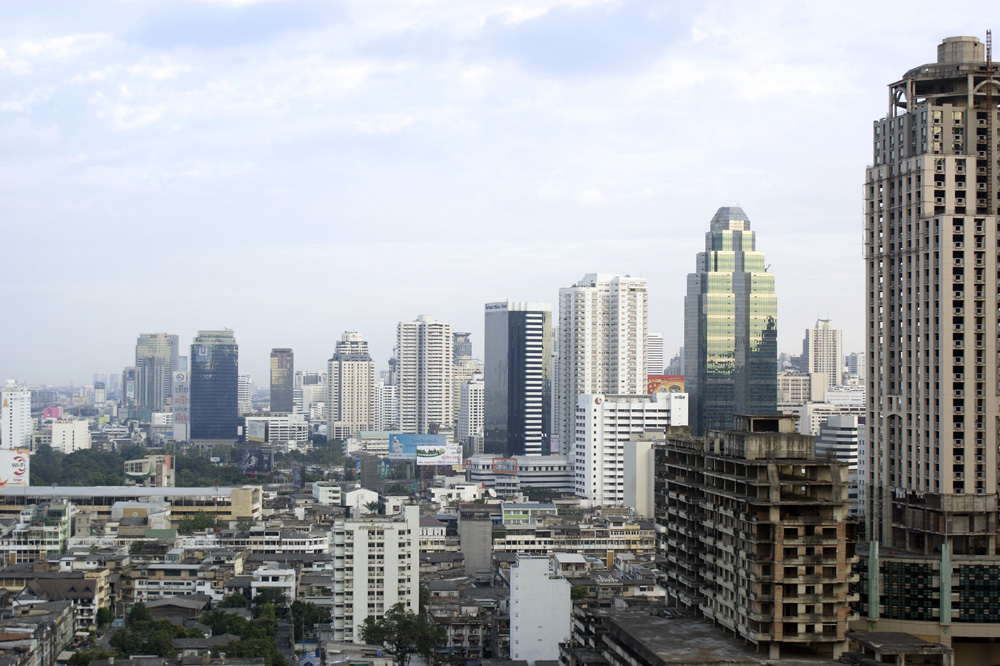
328 332 376 440
452 332 473 363
269 348 294 413
190 330 239 440
555 274 647 454
484 301 552 457
135 333 179 412
861 36 1000 653
802 319 843 389
1 381 31 450
646 332 664 375
396 315 453 434
684 206 777 436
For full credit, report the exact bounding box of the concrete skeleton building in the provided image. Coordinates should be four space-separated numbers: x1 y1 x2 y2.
555 275 647 455
396 315 453 434
328 332 377 440
860 36 1000 659
655 415 858 660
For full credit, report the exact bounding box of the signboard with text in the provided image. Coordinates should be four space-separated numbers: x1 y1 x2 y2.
387 434 447 460
416 445 461 466
0 450 30 487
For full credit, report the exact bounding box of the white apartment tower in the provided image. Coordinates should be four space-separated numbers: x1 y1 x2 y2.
862 36 1000 654
238 374 253 414
1 382 31 450
555 274 647 454
803 319 843 389
646 332 664 375
374 380 398 432
396 315 453 434
457 373 484 443
328 332 377 440
573 392 688 506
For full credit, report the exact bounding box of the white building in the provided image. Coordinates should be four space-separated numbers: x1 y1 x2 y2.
509 554 571 665
251 563 297 603
452 356 481 432
776 371 826 414
341 486 379 517
374 380 398 432
574 392 687 506
798 401 866 437
328 332 377 440
313 481 342 506
555 274 647 454
457 373 484 444
51 419 91 453
396 315 453 434
803 319 843 389
467 454 575 496
646 332 664 375
238 374 254 415
245 413 310 445
330 505 419 643
1 382 31 450
816 414 862 512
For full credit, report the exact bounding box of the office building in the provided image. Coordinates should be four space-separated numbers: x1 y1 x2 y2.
452 356 481 430
803 319 843 389
237 374 253 415
327 332 377 440
860 36 1000 655
655 415 856 659
555 274 647 454
269 348 294 413
573 392 687 506
684 206 777 436
776 371 826 414
190 330 239 440
484 301 553 457
1 382 31 450
134 333 179 412
646 332 664 375
453 332 473 363
396 315 453 434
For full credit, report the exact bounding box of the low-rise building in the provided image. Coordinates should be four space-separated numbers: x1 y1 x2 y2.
124 454 175 487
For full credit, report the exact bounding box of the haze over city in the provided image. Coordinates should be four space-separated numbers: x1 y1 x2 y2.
1 0 992 384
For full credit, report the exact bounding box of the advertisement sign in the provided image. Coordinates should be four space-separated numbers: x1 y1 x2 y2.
378 460 391 479
387 433 447 460
238 446 272 474
416 445 461 466
491 458 518 474
647 374 684 394
0 450 30 486
247 420 267 443
193 344 211 365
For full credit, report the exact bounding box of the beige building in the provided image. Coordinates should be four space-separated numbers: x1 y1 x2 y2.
124 454 175 487
397 316 453 434
328 332 377 440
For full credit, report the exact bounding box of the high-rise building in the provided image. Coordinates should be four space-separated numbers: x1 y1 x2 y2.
453 331 473 363
860 37 1000 653
396 315 453 434
238 374 253 415
802 319 843 389
452 356 481 429
51 419 91 453
684 206 777 436
555 274 647 454
269 348 294 413
484 301 553 457
1 381 31 450
190 330 239 440
509 554 571 664
134 333 179 412
646 332 664 375
328 332 377 440
374 379 398 432
457 372 484 447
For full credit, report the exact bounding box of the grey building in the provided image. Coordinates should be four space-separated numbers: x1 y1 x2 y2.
190 330 239 440
135 333 179 412
484 301 552 457
684 206 777 436
269 348 294 412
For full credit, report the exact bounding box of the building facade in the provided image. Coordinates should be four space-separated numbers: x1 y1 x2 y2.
484 301 553 457
396 316 453 434
328 332 377 440
190 330 239 440
269 348 294 413
555 275 647 455
646 332 664 375
1 382 31 450
803 319 843 389
860 36 1000 656
135 333 179 412
509 554 571 665
457 373 484 445
684 206 777 436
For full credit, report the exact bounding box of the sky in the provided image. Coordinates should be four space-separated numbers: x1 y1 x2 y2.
0 0 994 386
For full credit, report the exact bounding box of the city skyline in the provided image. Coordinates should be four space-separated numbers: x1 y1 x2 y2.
1 3 991 385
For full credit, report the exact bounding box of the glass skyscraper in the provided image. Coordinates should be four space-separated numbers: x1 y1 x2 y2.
135 333 179 412
190 329 239 440
484 301 552 457
269 348 294 413
684 206 777 435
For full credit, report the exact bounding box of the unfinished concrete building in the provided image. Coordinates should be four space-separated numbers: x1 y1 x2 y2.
654 414 858 660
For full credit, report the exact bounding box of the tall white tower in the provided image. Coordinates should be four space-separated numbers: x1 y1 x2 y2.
646 332 664 375
396 315 453 434
803 319 843 389
328 332 377 440
554 274 647 454
1 381 31 450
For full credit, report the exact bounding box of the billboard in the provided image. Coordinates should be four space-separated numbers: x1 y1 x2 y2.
378 460 391 479
387 434 447 460
416 445 462 466
0 450 30 486
238 446 273 474
247 420 267 443
647 374 684 394
491 458 518 474
172 371 190 442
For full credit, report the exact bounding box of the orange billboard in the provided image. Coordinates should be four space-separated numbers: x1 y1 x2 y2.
647 374 684 394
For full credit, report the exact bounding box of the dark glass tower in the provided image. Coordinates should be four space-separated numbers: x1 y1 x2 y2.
190 329 239 440
684 206 777 435
484 301 552 456
269 348 294 413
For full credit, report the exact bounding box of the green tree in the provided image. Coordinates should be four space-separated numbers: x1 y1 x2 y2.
177 510 217 533
252 588 290 617
570 585 589 600
291 601 331 639
216 639 287 666
96 607 114 629
68 648 112 666
218 593 250 608
126 602 152 628
360 603 445 666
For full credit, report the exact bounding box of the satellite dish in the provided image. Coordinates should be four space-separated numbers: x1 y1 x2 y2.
487 488 497 498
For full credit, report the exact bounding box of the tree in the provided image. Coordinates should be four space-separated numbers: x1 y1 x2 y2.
218 593 250 608
96 607 114 630
177 510 217 533
68 648 111 666
360 603 445 666
291 601 330 640
570 585 590 600
252 588 289 617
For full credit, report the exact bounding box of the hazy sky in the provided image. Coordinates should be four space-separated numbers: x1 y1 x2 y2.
1 1 992 386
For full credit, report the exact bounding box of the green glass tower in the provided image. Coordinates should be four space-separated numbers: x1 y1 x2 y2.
684 206 777 435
